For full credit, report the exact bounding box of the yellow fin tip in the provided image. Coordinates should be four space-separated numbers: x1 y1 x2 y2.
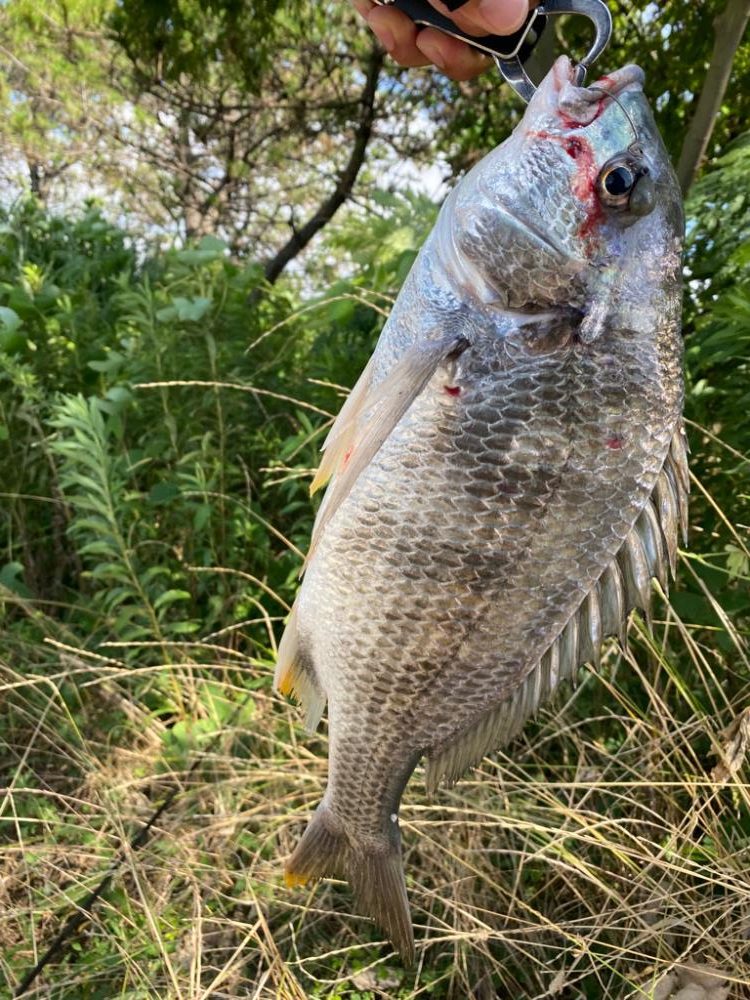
284 869 309 888
276 668 294 698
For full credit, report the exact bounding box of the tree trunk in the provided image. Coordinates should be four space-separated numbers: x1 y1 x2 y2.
676 0 750 195
261 44 384 286
29 161 47 202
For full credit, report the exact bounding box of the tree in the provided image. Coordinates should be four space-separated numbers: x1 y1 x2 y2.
0 0 435 280
676 0 750 192
0 0 123 202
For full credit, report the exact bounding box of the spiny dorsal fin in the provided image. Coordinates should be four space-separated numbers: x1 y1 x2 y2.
425 425 689 793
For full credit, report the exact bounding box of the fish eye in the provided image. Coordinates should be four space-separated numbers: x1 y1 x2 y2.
603 165 635 197
596 155 652 216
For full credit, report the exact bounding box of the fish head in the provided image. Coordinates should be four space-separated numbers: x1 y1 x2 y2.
441 56 683 313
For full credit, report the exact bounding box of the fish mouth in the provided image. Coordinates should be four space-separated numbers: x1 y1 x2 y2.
543 57 645 127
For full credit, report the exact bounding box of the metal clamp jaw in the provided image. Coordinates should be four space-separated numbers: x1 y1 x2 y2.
371 0 612 102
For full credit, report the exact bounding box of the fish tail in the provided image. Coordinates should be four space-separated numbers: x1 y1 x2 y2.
284 803 414 965
351 841 414 966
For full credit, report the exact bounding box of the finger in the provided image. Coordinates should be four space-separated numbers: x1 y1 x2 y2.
415 28 492 79
366 5 432 67
350 0 375 17
429 0 531 37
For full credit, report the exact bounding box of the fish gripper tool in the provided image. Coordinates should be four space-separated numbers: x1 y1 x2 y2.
371 0 613 102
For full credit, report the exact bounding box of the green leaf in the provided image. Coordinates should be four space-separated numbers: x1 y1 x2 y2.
148 482 181 505
0 305 26 352
88 351 125 374
0 561 32 598
0 306 22 333
197 235 227 253
167 620 200 634
171 296 212 322
174 249 223 267
153 589 192 611
193 504 212 530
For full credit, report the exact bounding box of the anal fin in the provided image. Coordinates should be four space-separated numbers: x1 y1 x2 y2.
425 684 527 795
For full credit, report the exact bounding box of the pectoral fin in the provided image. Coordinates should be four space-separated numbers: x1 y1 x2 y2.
310 355 376 496
305 335 470 569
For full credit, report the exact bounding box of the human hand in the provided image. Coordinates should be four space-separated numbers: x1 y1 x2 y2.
352 0 533 80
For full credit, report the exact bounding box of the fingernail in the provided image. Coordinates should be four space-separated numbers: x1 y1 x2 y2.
476 0 528 33
351 0 372 17
378 27 397 51
430 48 447 70
366 14 396 51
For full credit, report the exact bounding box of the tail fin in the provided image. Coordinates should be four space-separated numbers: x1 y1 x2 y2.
284 804 414 965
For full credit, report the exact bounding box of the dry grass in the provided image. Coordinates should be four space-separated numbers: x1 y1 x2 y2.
1 380 748 999
2 571 749 1000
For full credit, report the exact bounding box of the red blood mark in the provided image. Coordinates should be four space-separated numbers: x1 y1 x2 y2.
343 446 353 466
558 113 581 131
606 436 624 451
559 97 606 131
564 137 584 159
565 134 605 243
444 385 461 397
524 128 604 245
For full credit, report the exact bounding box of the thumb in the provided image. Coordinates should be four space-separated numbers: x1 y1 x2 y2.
429 0 532 36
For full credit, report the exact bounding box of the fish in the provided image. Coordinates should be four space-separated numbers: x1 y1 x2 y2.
275 55 686 964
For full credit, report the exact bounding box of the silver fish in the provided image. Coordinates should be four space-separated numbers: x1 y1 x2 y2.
275 56 686 963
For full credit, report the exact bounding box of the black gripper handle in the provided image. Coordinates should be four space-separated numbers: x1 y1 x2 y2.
374 0 546 61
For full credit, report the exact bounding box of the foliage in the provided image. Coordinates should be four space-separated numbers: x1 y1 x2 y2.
680 134 750 631
0 3 749 997
0 0 118 201
0 0 433 263
110 0 291 90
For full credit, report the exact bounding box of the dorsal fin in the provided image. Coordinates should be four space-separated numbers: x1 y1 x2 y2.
425 425 689 794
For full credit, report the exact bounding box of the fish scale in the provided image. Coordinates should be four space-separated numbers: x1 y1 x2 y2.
275 56 685 963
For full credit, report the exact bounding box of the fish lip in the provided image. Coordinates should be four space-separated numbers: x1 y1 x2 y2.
551 55 645 100
550 57 645 125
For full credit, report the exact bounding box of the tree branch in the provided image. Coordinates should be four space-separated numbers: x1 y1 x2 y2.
676 0 750 195
262 44 384 286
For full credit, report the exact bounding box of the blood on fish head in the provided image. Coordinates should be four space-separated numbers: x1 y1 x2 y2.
439 57 683 316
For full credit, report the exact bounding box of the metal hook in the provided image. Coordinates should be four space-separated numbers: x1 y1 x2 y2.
371 0 612 104
496 0 612 103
